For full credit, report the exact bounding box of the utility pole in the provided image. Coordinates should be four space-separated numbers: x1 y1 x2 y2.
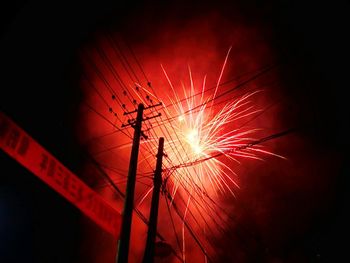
116 103 162 263
116 103 144 263
142 137 164 263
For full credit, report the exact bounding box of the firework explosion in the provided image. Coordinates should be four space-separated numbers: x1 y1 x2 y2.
138 53 283 202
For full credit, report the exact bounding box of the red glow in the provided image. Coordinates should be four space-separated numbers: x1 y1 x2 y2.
78 10 284 263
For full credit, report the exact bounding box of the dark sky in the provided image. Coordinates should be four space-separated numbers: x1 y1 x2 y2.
1 1 349 262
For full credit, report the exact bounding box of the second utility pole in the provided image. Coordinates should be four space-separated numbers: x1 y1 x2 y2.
116 103 144 263
142 137 165 263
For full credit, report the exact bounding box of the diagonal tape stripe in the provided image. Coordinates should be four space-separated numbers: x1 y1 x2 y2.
0 111 121 237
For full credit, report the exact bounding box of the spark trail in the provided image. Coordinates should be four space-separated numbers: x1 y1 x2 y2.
140 54 283 201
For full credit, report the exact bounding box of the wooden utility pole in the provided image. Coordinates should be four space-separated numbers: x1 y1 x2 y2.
142 137 164 263
116 104 144 263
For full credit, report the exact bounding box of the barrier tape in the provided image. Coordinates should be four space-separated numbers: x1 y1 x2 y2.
0 111 121 237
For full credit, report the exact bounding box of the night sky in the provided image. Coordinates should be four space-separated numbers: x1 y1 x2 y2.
1 1 350 262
